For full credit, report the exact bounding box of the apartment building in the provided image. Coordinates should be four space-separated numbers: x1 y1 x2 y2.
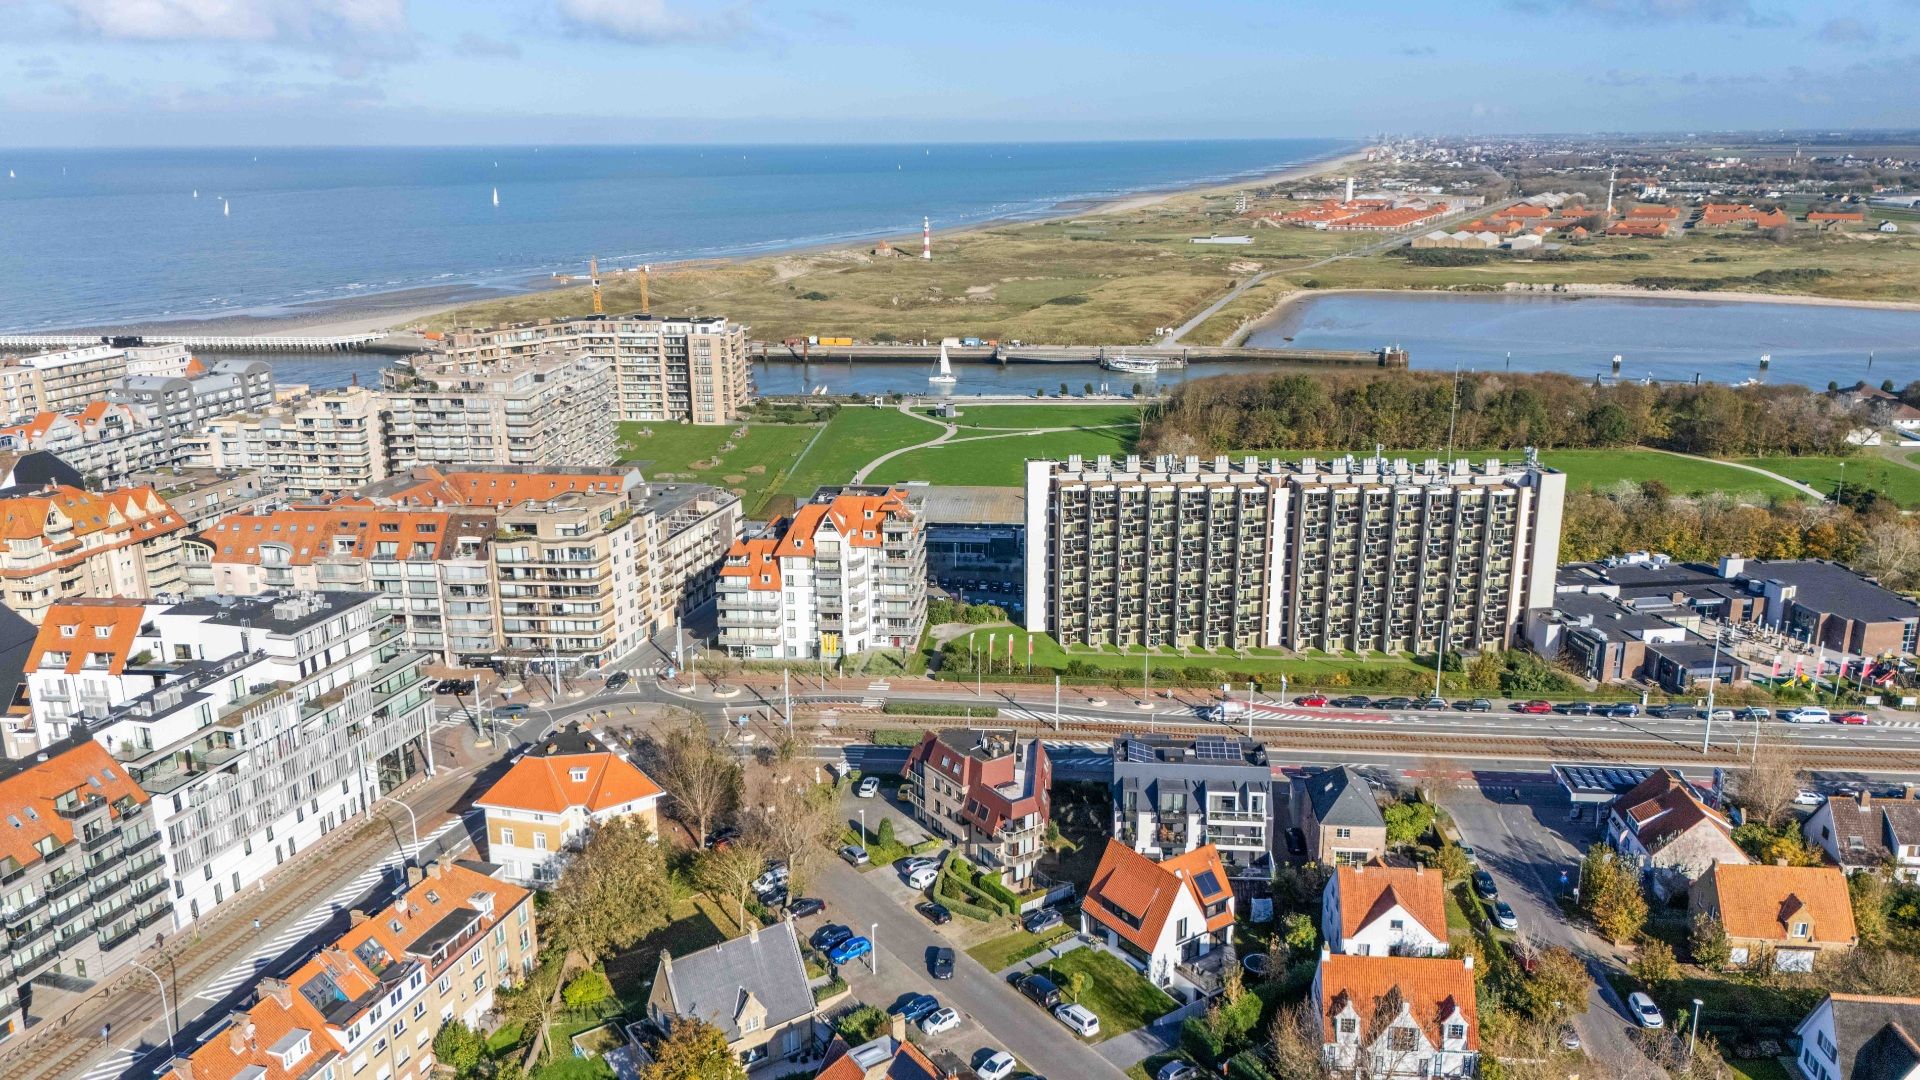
0 342 192 422
0 485 187 624
155 858 536 1080
125 467 280 531
475 722 663 886
647 486 743 622
191 507 498 664
1024 452 1565 654
0 737 168 1042
380 350 616 471
492 488 653 672
1111 734 1274 877
184 386 389 501
717 486 926 661
438 314 752 424
111 357 276 441
0 401 174 486
900 729 1050 886
15 592 434 928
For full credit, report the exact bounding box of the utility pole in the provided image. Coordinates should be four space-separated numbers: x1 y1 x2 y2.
1053 676 1061 731
783 669 791 729
1701 627 1722 756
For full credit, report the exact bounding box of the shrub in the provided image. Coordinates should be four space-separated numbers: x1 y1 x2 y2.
433 1020 486 1077
1181 1014 1226 1065
561 970 612 1010
835 1004 887 1043
872 728 924 746
1632 939 1679 986
881 701 999 718
976 870 1020 911
1227 1053 1278 1080
1047 294 1091 306
1690 914 1732 969
812 975 848 1003
1281 912 1319 955
797 291 830 301
1403 248 1491 267
876 818 895 847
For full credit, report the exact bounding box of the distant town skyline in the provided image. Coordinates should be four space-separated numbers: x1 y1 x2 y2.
1 0 1917 146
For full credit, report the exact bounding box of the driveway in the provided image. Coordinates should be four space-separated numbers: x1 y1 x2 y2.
1441 778 1650 1072
815 856 1130 1078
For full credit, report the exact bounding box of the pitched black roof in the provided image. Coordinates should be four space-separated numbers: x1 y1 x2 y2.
1300 766 1385 829
1824 994 1920 1079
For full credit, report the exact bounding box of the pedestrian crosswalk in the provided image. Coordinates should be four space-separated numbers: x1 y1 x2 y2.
192 817 466 1003
78 1048 136 1080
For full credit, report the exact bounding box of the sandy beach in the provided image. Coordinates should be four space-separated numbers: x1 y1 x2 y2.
50 146 1373 342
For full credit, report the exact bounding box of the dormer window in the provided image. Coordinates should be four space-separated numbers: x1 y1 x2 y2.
59 625 75 637
93 625 110 638
570 767 588 782
1792 921 1809 937
1338 1018 1357 1036
1445 1023 1465 1041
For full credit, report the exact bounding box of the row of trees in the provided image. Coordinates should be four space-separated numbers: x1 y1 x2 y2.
1141 371 1867 459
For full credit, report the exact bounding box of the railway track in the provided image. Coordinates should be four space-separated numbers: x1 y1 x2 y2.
817 705 1920 774
12 776 470 1080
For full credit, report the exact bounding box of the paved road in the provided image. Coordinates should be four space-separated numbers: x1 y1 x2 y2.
815 855 1128 1079
1442 784 1648 1073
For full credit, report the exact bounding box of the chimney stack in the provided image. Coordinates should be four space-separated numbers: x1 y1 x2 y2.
348 908 368 926
406 864 424 887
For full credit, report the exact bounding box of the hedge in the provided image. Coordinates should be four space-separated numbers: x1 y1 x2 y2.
1181 1015 1225 1065
977 870 1022 911
881 702 1000 718
931 877 997 921
1227 1052 1278 1080
811 975 848 1003
872 728 926 746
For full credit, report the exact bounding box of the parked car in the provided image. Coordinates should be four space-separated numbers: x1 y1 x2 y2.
1472 870 1499 900
1794 790 1825 807
930 946 955 979
1329 695 1372 709
977 1052 1017 1080
826 936 872 966
1457 844 1478 864
1781 706 1831 724
1561 1027 1582 1051
1371 697 1414 710
813 924 853 950
434 678 474 695
1054 1003 1101 1038
857 776 880 798
1735 706 1771 722
788 897 825 918
1493 901 1518 931
1022 907 1064 934
1156 1062 1201 1080
1557 701 1595 716
1835 711 1871 726
1286 828 1308 858
920 1007 960 1036
838 844 870 866
901 855 941 875
1295 693 1329 707
1698 708 1735 723
1457 698 1493 712
1517 700 1554 715
1603 703 1639 718
905 865 939 890
889 994 939 1024
604 671 630 691
1016 973 1062 1009
705 826 741 850
1643 704 1682 719
1628 992 1665 1029
1413 696 1448 711
917 901 952 925
753 864 789 894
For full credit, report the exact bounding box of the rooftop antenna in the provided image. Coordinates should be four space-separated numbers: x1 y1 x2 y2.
589 256 603 316
922 217 932 261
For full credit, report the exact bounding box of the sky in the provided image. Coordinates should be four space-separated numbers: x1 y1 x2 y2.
1 0 1918 146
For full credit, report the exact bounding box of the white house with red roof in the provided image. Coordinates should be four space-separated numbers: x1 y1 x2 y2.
474 722 664 885
1607 768 1747 898
1322 864 1449 958
716 485 926 660
1314 951 1479 1077
1080 838 1235 994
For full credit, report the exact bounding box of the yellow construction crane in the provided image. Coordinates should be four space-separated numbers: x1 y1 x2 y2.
589 256 603 315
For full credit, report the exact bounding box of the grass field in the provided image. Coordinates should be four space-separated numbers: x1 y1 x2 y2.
1738 454 1920 507
870 426 1136 487
965 925 1075 973
940 625 1451 689
937 403 1143 430
1029 947 1178 1042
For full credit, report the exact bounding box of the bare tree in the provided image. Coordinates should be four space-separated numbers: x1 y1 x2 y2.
650 718 743 846
743 773 841 896
1266 999 1332 1078
694 840 769 928
1737 737 1810 828
545 816 671 971
1857 521 1920 593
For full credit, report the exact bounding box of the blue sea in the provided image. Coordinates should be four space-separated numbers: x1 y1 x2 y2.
0 140 1350 331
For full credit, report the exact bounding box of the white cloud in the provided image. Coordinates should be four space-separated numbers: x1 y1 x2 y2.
27 0 407 43
556 0 750 43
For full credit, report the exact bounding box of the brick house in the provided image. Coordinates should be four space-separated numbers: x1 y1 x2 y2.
1607 769 1747 898
1690 863 1857 972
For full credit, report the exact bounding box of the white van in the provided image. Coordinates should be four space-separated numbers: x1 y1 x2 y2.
906 865 939 890
1055 1003 1101 1038
1781 706 1830 724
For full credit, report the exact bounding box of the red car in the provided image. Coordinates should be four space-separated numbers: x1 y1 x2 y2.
1517 700 1555 715
1295 694 1329 708
1834 711 1870 725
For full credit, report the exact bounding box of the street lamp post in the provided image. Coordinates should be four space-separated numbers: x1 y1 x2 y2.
1688 997 1704 1058
869 921 879 975
1702 627 1723 756
858 807 866 848
127 958 174 1058
371 793 421 867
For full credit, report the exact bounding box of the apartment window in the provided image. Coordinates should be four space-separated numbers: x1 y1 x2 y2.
740 1014 761 1034
1337 1018 1357 1037
437 975 451 995
500 827 514 846
1389 919 1404 931
534 833 548 852
570 768 588 782
412 1001 426 1021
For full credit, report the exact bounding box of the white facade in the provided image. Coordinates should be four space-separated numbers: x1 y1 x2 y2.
1321 877 1447 958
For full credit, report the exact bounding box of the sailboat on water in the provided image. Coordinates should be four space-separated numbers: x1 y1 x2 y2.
929 341 957 385
492 187 500 208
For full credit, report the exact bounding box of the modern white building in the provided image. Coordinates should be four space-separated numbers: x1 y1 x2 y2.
17 592 434 928
1080 839 1235 995
718 486 926 660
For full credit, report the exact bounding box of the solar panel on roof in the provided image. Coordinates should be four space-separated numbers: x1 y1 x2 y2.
1193 736 1234 761
1123 739 1156 764
1193 870 1223 897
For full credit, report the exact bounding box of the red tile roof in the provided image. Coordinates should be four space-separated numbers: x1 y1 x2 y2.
28 598 149 675
1701 864 1857 946
1317 953 1478 1050
155 984 342 1080
202 508 490 565
0 740 149 874
475 751 663 816
1084 839 1234 955
720 490 911 590
1336 865 1447 943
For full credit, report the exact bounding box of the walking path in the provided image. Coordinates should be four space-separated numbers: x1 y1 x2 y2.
1646 448 1827 501
850 404 957 483
850 403 1133 484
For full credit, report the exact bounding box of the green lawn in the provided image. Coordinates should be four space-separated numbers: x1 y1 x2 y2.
937 403 1144 430
770 407 945 510
1739 454 1920 507
1729 1059 1795 1080
842 823 912 868
618 420 822 515
1030 947 1178 1042
966 925 1075 972
940 625 1452 688
870 426 1136 486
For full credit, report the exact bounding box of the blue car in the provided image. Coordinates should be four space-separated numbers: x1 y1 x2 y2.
889 993 940 1024
827 935 872 966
